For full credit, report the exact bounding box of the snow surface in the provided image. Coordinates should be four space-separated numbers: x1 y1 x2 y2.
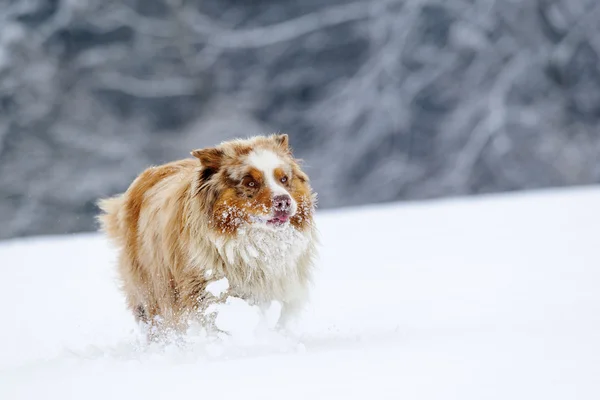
205 277 230 297
1 187 600 399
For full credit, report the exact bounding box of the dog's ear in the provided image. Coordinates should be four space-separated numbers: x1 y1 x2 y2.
191 147 224 173
271 133 290 153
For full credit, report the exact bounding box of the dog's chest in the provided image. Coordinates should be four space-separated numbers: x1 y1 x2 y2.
213 224 311 300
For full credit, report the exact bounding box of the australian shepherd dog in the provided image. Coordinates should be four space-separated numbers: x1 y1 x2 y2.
97 134 318 339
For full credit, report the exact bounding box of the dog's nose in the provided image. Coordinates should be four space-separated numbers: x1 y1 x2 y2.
273 194 292 211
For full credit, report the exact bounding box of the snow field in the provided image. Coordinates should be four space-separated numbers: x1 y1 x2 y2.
1 187 599 399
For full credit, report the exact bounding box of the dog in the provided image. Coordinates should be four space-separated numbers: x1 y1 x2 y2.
97 134 318 338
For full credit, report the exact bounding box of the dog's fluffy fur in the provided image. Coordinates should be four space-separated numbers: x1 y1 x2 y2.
97 134 318 336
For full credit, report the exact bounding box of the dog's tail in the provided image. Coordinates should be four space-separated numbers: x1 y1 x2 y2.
96 195 125 242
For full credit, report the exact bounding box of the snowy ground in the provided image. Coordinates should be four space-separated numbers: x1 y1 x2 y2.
1 187 599 399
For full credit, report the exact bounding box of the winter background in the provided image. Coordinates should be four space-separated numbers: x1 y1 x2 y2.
1 0 600 399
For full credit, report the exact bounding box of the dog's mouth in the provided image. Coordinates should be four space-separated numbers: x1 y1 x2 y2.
250 211 291 227
267 213 290 227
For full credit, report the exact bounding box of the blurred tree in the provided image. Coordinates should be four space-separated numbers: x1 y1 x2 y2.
0 0 599 239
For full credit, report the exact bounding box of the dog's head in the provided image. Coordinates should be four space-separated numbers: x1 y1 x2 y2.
192 134 315 235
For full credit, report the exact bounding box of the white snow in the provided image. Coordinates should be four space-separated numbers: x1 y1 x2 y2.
213 296 261 342
1 187 600 399
205 277 229 297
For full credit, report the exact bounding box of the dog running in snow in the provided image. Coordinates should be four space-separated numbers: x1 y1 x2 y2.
97 134 318 338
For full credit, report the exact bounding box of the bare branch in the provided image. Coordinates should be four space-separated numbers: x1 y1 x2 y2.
184 1 376 48
91 72 199 98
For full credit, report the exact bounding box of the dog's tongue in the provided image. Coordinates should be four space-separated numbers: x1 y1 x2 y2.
268 213 289 224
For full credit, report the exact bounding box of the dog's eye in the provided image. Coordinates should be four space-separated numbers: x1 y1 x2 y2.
242 175 260 189
280 176 288 184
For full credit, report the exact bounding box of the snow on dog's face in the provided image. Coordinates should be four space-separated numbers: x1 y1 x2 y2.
192 134 315 236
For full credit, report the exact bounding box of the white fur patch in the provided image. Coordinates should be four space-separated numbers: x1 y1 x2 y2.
247 150 297 215
247 149 283 175
212 223 311 304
